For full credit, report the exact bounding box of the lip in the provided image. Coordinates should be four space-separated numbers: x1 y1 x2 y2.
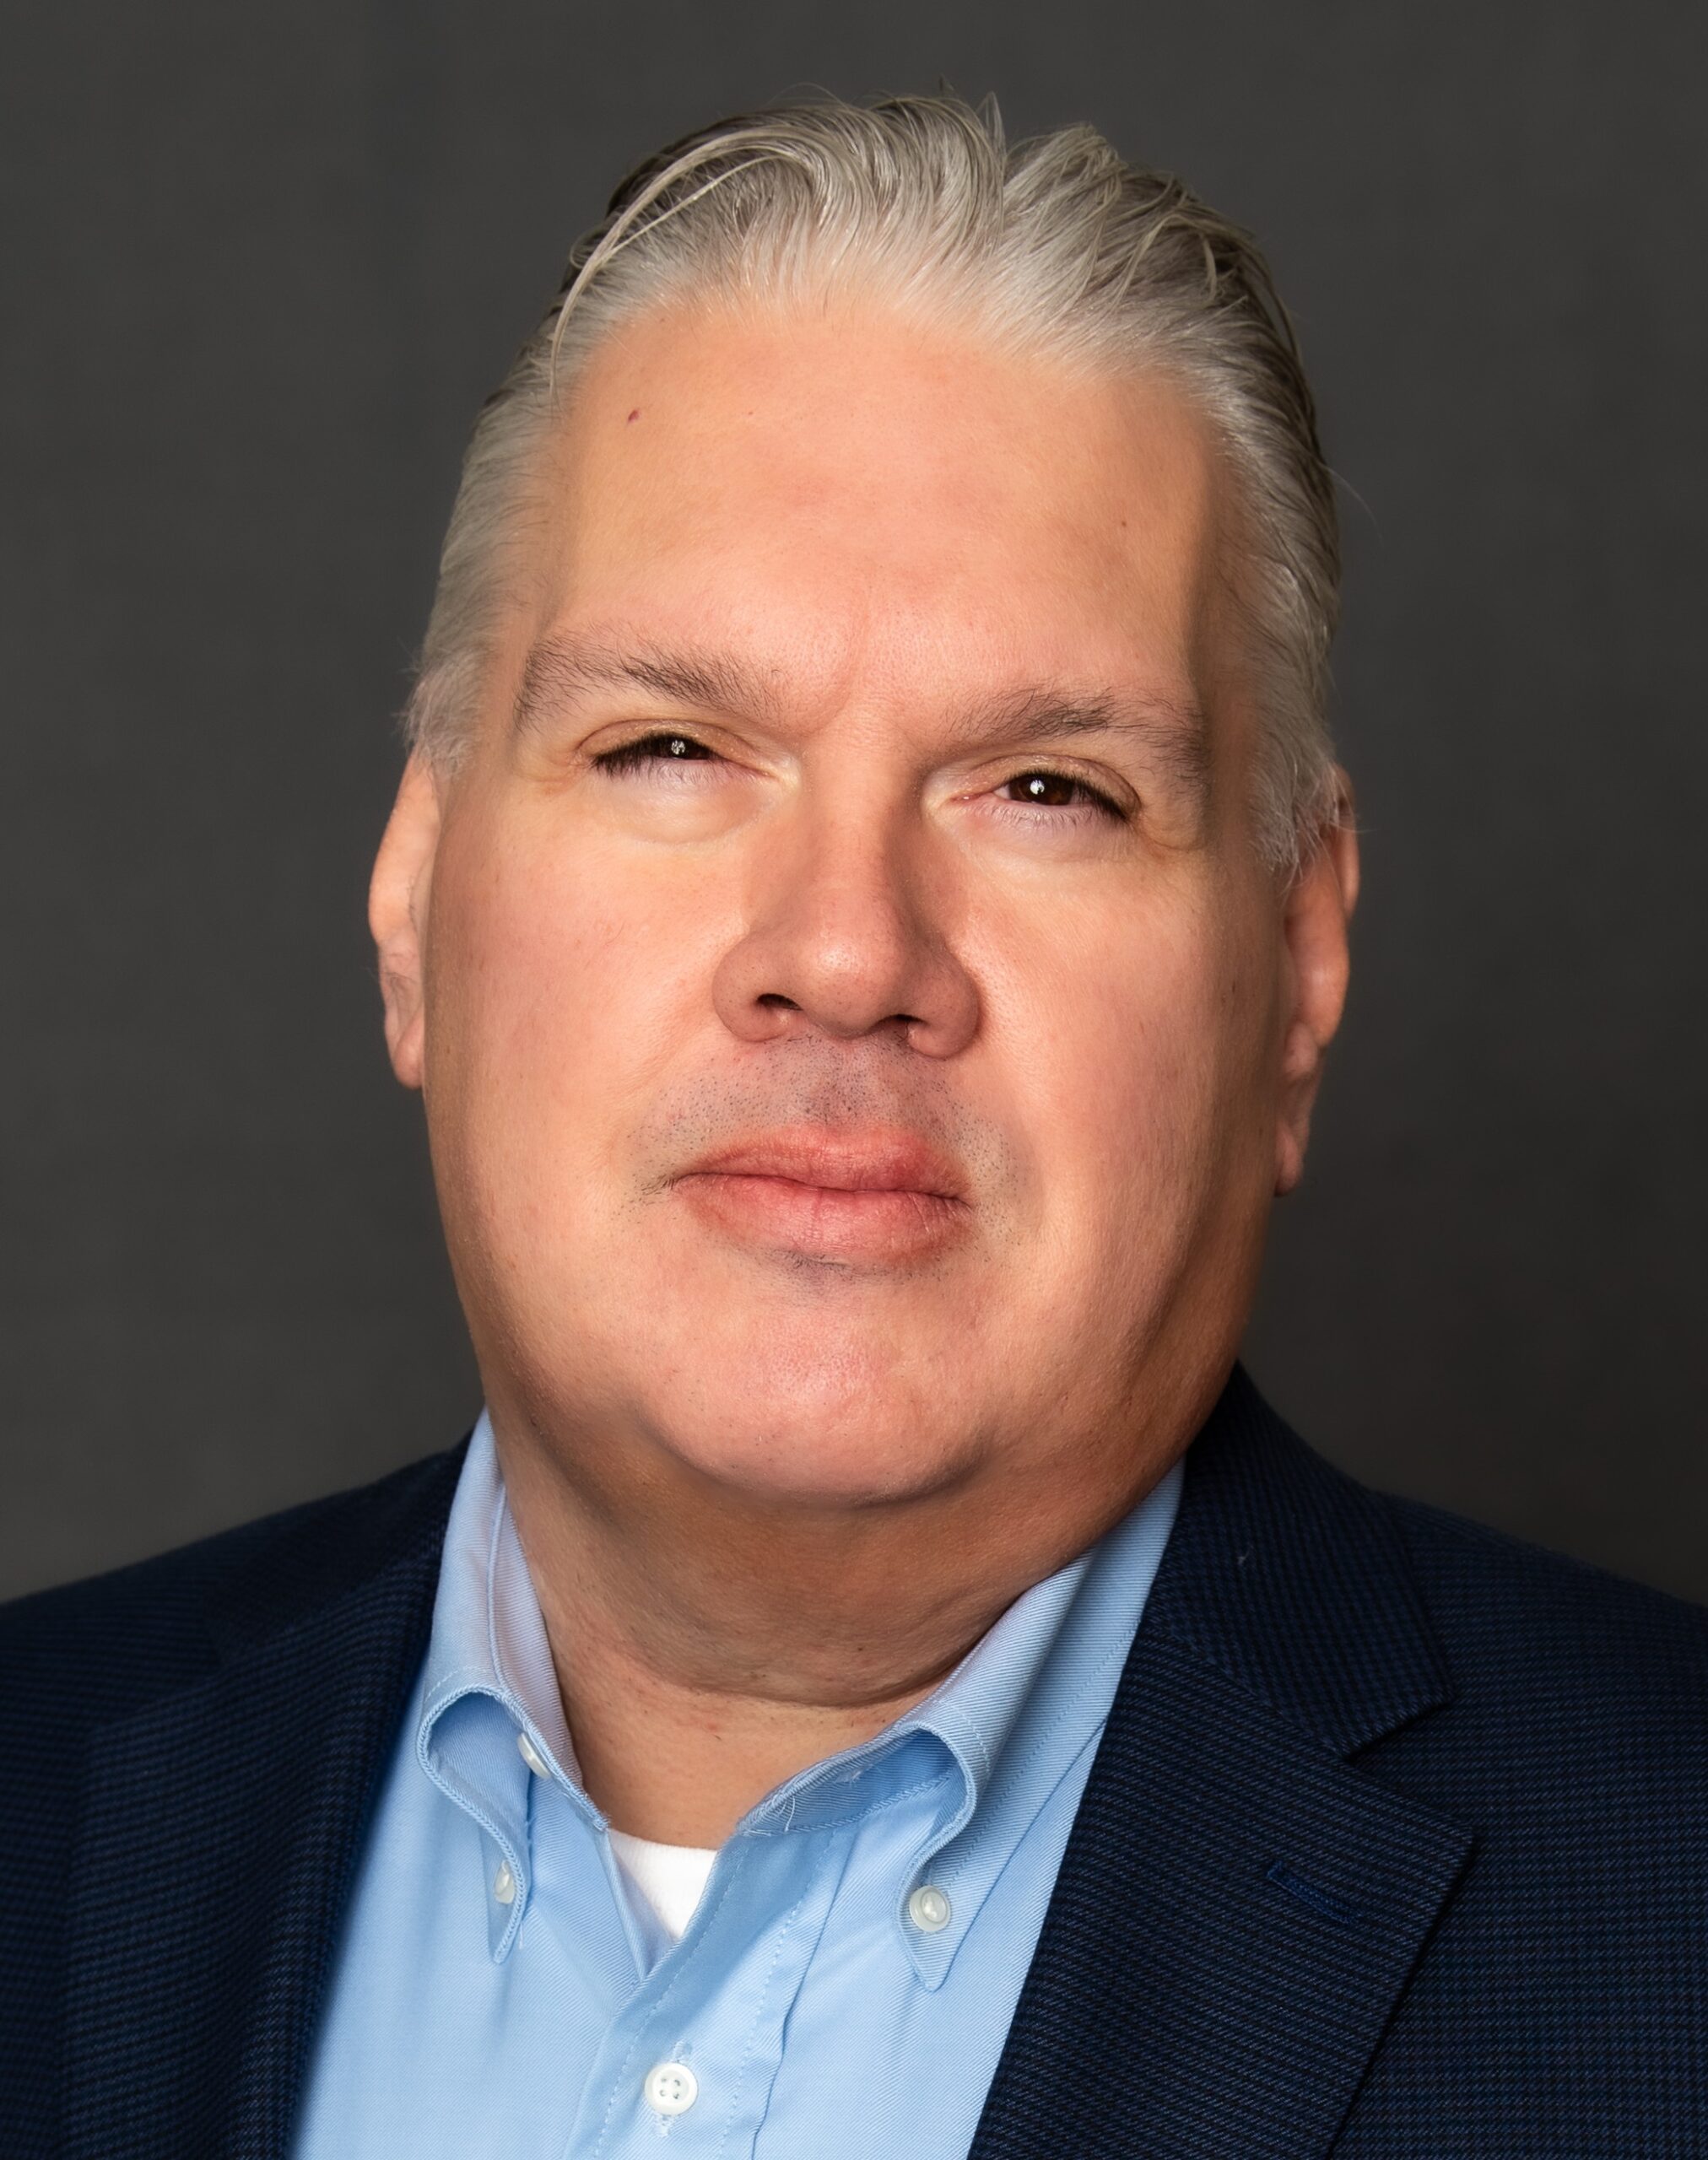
681 1125 966 1198
671 1124 971 1265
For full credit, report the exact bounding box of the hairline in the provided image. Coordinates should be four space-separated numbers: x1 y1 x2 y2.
405 99 1342 873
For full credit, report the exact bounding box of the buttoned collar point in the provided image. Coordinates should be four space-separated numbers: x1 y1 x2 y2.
895 1469 1182 1987
413 1412 592 1962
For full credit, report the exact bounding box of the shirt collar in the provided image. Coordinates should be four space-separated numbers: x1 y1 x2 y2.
416 1408 1182 1978
416 1411 583 1958
741 1460 1182 1983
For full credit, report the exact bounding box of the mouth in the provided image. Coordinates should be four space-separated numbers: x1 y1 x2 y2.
670 1125 971 1266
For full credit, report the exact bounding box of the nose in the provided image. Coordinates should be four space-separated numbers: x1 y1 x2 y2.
711 802 980 1058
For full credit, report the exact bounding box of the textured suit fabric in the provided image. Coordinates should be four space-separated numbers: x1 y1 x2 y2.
2 1369 1705 2157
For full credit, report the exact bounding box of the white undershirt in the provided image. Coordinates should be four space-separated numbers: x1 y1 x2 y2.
608 1828 719 1941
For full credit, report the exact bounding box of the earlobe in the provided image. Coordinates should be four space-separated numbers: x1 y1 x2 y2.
369 755 443 1091
1273 783 1359 1196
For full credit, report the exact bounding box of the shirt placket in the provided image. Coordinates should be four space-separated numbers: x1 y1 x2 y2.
558 1825 855 2160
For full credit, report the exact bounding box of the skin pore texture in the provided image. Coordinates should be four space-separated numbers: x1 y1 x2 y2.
370 295 1358 1845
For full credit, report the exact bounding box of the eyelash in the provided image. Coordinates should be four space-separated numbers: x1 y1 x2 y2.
591 731 1128 821
592 732 716 777
997 770 1126 820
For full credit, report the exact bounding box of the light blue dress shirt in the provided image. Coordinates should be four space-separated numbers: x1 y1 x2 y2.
293 1412 1181 2159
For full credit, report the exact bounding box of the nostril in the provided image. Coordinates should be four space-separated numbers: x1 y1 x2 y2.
758 993 800 1011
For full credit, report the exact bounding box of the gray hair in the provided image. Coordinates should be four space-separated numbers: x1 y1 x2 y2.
405 94 1342 871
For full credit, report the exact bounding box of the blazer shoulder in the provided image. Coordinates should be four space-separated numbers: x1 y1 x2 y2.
1381 1483 1708 1718
0 1443 467 1730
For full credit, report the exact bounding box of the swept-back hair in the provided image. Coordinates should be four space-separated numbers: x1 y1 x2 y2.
405 94 1342 869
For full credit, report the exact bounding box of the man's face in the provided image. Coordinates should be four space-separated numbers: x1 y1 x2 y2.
376 300 1351 1545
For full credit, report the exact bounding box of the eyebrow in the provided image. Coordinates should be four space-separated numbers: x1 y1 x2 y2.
513 634 782 739
513 633 1211 804
944 684 1212 803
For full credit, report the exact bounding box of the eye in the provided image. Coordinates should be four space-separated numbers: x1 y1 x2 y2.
592 731 718 776
996 769 1126 819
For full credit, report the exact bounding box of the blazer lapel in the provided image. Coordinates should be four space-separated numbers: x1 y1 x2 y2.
970 1370 1477 2160
60 1448 462 2160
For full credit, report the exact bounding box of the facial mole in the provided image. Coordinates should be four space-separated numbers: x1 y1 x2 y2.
626 408 641 424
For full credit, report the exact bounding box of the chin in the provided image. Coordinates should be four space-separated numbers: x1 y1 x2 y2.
516 1239 992 1506
635 1355 981 1509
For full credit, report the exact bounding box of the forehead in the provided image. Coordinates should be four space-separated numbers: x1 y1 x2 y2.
523 298 1236 724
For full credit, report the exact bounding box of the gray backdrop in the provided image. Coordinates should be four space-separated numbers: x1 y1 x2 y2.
3 1 1704 1601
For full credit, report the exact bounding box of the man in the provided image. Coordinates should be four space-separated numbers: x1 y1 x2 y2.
2 92 1703 2160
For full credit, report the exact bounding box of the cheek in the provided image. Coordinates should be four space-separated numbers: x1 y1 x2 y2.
978 888 1260 1237
425 814 718 1175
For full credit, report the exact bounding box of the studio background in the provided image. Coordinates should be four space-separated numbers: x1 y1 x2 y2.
3 1 1703 1601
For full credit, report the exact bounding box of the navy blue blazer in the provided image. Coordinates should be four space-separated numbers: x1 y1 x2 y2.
3 1368 1705 2157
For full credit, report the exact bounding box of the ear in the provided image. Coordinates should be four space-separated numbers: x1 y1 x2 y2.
1273 773 1359 1196
369 754 443 1091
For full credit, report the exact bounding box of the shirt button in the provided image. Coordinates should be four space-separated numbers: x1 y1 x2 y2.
493 1860 517 1906
516 1730 552 1779
907 1883 952 1933
644 2061 699 2116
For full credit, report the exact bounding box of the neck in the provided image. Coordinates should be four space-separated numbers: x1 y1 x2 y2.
530 1598 958 1847
490 1419 1133 1848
